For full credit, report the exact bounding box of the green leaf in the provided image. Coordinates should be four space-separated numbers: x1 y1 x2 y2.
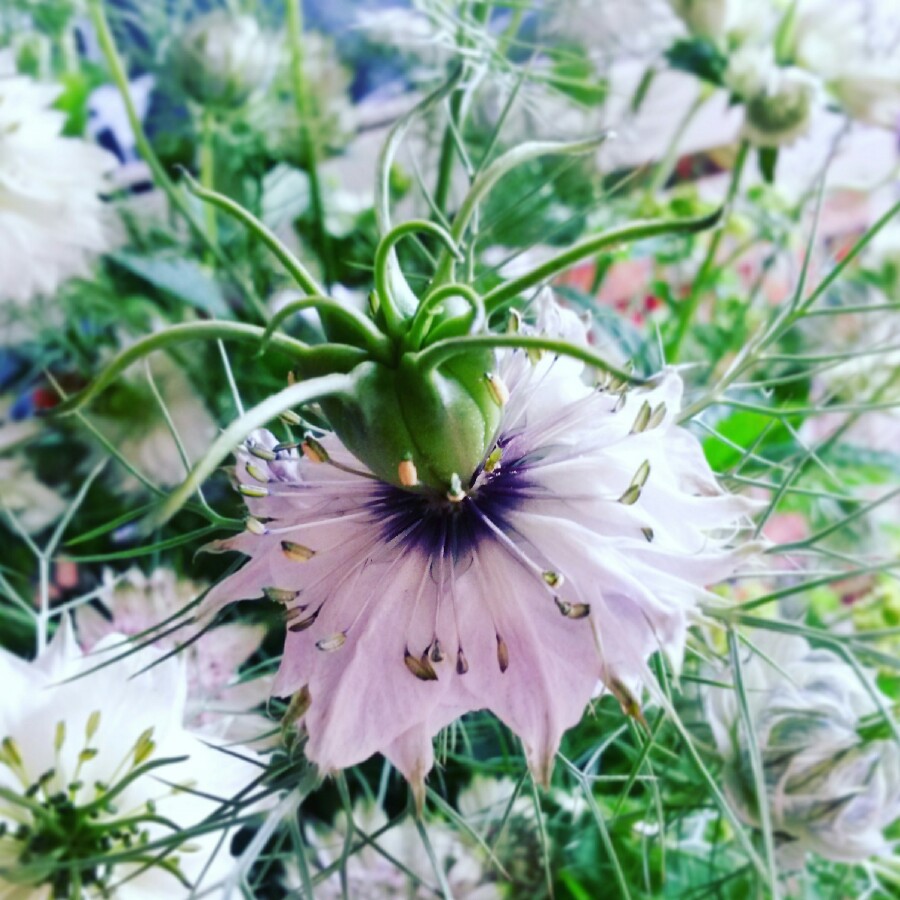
110 252 232 319
665 38 729 86
758 147 779 184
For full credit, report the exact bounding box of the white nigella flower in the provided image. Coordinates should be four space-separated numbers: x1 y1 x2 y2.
170 10 275 109
0 621 260 897
200 297 755 799
0 53 115 305
75 568 271 744
706 629 900 863
90 351 217 493
785 0 900 129
0 399 65 534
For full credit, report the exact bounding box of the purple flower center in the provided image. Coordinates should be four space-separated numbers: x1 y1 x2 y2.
370 438 539 560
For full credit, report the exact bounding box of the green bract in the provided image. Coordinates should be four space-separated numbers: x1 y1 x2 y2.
53 70 722 522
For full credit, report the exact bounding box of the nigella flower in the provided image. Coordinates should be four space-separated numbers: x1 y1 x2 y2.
201 298 755 799
0 621 259 897
0 53 114 306
706 630 900 864
75 568 272 744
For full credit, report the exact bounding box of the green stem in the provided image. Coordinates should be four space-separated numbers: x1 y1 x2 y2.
199 107 218 259
433 134 611 285
51 321 359 416
285 0 335 288
373 220 461 337
87 0 268 322
405 283 484 351
154 372 356 526
180 169 325 297
482 210 722 313
413 334 650 385
667 140 750 362
432 2 492 220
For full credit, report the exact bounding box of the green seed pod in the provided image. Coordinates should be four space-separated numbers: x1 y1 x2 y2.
321 349 502 491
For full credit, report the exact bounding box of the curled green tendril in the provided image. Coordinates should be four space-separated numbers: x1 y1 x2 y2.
50 322 362 417
372 219 462 338
259 296 393 363
178 168 325 298
412 334 652 386
406 283 485 351
432 132 613 286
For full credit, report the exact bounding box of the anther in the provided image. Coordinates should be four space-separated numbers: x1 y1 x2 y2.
316 633 346 652
239 484 269 499
447 473 466 503
281 540 315 562
648 402 667 429
484 447 502 473
429 640 445 663
283 685 312 728
484 372 510 406
248 444 276 462
263 587 297 604
404 648 438 681
456 647 469 675
555 597 591 619
280 409 302 426
398 457 419 487
246 516 268 536
245 462 269 483
641 527 654 542
301 434 329 463
542 571 564 588
496 635 509 673
85 711 101 740
288 607 319 632
630 400 652 434
274 441 299 453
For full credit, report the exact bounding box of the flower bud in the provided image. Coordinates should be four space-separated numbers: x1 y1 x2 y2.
171 11 273 109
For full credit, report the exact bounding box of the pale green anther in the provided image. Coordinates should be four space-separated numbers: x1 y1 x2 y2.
633 460 651 489
648 402 668 429
506 309 522 334
246 515 268 535
641 527 655 542
631 401 652 434
273 441 299 452
263 586 297 603
86 710 101 740
543 571 564 588
79 748 99 763
280 410 303 426
239 483 269 499
484 372 510 407
54 721 66 752
619 484 642 506
248 444 276 461
1 736 23 769
484 447 502 473
447 473 466 502
245 462 269 483
133 738 156 767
